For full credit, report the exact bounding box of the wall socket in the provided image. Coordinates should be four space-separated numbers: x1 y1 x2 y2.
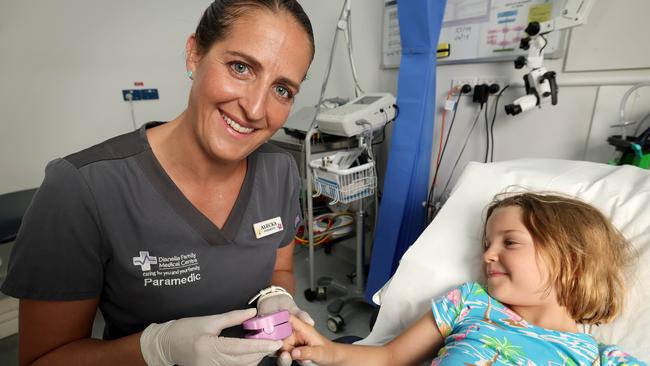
450 77 507 95
122 88 159 101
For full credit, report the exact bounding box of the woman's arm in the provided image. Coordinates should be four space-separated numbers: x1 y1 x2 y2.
288 311 444 366
19 299 145 366
270 241 296 293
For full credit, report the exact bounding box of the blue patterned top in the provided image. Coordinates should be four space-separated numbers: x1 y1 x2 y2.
430 282 645 366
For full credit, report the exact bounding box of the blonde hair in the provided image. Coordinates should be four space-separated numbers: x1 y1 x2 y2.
482 192 635 324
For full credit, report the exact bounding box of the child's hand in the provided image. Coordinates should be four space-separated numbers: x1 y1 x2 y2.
281 315 327 351
281 315 339 365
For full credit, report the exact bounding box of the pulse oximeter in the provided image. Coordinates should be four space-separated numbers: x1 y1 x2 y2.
242 310 292 340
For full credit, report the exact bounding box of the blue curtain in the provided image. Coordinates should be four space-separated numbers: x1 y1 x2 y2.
366 0 447 302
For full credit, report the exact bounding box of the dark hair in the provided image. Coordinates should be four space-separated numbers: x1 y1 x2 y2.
194 0 314 60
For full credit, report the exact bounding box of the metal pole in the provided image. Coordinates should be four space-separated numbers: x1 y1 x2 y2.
356 199 365 294
304 127 317 292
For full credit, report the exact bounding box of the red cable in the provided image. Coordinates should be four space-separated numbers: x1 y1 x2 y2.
435 89 453 168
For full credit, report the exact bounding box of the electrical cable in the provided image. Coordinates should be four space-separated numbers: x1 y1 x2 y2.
343 9 364 97
372 111 391 145
618 83 650 140
538 34 548 56
294 212 355 246
305 4 346 136
427 91 462 219
439 105 484 200
637 126 650 148
371 107 397 146
128 98 137 130
433 92 462 185
426 90 453 221
633 112 650 137
372 125 386 145
359 117 386 245
356 122 378 246
490 85 509 162
368 113 389 241
299 3 348 248
371 184 379 243
356 121 375 162
483 98 490 163
301 0 364 182
435 90 454 167
294 215 335 245
367 107 394 242
300 1 347 219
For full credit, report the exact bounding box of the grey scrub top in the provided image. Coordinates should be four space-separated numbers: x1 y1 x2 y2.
1 122 302 341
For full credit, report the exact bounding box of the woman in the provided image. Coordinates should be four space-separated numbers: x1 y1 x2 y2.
1 1 315 365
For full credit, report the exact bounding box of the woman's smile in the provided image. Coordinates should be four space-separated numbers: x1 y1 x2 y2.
220 111 254 135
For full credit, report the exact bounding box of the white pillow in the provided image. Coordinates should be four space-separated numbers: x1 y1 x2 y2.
358 159 650 360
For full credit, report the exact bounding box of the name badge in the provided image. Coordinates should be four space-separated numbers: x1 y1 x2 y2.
253 217 284 239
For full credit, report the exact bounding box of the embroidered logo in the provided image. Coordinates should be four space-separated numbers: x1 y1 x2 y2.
133 251 158 271
133 251 202 287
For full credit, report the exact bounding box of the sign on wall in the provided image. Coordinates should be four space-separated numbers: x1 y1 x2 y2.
382 0 565 67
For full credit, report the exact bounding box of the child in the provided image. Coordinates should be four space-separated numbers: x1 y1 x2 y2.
283 193 646 365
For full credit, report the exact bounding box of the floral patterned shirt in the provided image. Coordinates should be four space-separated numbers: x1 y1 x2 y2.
431 282 645 366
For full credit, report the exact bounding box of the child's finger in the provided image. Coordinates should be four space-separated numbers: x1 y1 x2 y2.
289 314 309 329
289 315 318 334
280 333 296 353
291 346 330 364
289 315 323 344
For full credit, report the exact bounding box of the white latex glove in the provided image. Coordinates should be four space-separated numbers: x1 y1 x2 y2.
140 308 282 366
257 292 315 366
257 292 314 326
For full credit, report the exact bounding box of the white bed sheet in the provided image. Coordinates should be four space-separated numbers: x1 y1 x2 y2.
358 159 650 360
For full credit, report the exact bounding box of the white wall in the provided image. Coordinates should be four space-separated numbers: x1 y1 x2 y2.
298 0 398 112
3 0 648 204
431 0 650 203
0 0 396 194
0 0 207 193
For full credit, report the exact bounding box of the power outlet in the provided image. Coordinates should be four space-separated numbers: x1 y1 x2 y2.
122 88 159 101
450 77 478 93
450 77 507 95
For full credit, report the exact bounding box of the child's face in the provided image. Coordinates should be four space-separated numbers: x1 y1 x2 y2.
483 205 557 308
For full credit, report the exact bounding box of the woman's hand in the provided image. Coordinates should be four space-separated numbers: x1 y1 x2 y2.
257 288 314 326
281 315 340 366
140 308 282 366
257 288 314 366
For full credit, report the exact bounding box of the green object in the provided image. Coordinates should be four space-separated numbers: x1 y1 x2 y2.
638 154 650 169
606 134 650 169
615 151 650 169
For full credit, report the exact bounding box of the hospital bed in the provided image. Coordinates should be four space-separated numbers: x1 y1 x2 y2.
358 159 650 361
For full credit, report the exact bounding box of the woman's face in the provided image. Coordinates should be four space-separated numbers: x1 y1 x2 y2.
186 9 312 164
483 206 557 307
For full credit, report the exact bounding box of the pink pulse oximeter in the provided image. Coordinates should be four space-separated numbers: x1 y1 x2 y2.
242 310 292 340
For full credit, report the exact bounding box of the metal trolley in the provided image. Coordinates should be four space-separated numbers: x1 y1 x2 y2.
306 144 377 332
309 156 376 204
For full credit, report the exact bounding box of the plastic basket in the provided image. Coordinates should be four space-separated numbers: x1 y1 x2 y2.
309 156 376 203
